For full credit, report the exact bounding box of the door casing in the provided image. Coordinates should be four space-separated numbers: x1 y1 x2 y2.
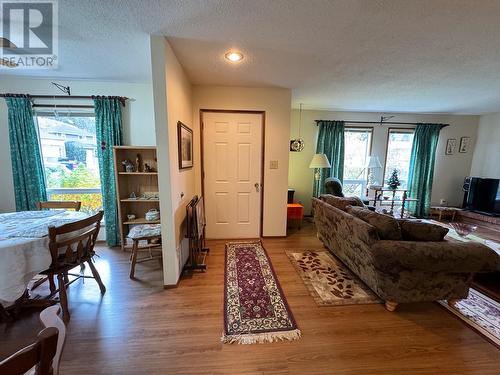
200 109 266 238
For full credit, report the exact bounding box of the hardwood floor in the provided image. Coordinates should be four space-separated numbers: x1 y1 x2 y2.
1 221 499 374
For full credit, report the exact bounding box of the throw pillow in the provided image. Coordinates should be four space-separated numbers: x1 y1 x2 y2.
347 206 402 240
398 220 449 241
320 194 365 212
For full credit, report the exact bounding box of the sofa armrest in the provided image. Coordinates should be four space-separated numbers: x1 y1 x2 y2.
371 240 500 273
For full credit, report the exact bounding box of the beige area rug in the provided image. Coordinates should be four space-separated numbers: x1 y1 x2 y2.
438 289 500 348
286 250 381 306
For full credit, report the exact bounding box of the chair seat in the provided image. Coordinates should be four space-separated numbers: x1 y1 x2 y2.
127 224 162 240
40 256 93 275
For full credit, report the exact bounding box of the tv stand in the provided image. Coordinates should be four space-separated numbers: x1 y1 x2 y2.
466 209 500 218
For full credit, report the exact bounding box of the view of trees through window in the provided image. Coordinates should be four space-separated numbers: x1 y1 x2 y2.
37 114 103 214
384 130 415 189
343 128 372 196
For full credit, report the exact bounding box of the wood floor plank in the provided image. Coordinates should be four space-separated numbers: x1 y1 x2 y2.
1 221 498 374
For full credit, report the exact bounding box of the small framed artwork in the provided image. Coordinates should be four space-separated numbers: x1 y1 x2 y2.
177 121 193 169
459 137 470 153
445 139 457 155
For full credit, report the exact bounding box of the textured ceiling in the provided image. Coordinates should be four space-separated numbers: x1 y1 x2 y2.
3 0 500 114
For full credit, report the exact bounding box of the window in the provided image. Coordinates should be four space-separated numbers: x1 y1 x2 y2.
343 128 372 196
36 113 103 214
384 129 415 189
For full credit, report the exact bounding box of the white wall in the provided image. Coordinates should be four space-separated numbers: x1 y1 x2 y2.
192 86 292 237
150 36 194 286
470 112 500 178
0 76 155 213
289 109 479 213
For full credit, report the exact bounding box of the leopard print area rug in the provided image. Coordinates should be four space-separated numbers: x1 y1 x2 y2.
286 250 381 306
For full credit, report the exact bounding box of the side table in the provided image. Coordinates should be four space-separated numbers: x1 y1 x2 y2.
430 206 461 221
287 203 304 230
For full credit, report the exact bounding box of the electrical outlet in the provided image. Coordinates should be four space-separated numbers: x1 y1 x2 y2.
270 160 279 169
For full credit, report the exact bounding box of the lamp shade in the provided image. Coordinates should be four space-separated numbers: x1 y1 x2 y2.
365 155 382 168
309 154 331 169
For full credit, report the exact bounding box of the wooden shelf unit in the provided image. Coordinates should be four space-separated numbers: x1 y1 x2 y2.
113 146 160 250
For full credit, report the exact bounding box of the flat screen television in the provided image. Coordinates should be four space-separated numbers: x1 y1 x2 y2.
463 177 500 216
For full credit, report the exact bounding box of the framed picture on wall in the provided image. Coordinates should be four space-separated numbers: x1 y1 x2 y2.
459 137 470 153
445 139 457 155
177 121 193 169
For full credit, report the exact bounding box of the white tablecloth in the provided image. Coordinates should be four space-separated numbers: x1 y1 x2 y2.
0 210 88 305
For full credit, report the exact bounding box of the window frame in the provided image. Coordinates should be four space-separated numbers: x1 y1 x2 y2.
34 110 103 215
382 127 415 188
343 126 374 195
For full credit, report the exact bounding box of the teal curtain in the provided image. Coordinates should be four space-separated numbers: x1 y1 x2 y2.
94 98 123 246
6 97 47 211
407 124 443 218
313 120 345 197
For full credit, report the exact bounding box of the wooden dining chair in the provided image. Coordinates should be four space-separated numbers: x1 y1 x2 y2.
0 305 66 375
34 201 82 292
41 211 106 323
36 201 82 211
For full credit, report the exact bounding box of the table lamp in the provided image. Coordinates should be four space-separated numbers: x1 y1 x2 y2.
309 154 331 181
365 155 382 187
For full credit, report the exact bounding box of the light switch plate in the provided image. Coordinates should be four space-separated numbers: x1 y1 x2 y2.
270 160 279 169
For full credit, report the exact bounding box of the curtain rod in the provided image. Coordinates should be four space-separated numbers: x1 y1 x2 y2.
32 104 95 109
0 93 128 106
314 119 449 128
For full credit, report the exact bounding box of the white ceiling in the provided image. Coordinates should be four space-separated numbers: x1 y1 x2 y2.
3 0 500 114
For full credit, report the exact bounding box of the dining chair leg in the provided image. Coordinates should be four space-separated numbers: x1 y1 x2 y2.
56 273 70 323
0 304 12 321
63 272 69 284
87 259 106 294
48 276 56 294
129 240 139 279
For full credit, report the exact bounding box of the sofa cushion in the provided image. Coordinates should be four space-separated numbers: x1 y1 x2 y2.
398 220 449 241
320 194 364 212
347 206 402 240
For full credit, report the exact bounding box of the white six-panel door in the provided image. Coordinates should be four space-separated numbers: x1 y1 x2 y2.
202 112 263 239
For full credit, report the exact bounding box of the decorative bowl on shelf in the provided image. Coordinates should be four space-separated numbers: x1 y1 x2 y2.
145 209 160 221
450 222 477 238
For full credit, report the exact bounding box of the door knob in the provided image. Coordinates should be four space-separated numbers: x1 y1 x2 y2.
254 183 260 192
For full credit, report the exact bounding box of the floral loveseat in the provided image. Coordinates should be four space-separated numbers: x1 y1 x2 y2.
312 195 500 311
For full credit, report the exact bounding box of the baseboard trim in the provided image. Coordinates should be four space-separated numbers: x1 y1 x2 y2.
163 282 179 289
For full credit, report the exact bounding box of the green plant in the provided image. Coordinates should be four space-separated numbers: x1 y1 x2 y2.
387 169 401 189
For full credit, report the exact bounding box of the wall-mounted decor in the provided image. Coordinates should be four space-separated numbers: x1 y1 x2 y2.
459 137 470 153
445 139 457 155
178 121 193 169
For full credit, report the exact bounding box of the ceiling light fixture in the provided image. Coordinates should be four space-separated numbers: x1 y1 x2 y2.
225 51 244 63
290 103 305 152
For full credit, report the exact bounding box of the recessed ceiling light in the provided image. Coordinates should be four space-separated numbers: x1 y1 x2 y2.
225 51 244 63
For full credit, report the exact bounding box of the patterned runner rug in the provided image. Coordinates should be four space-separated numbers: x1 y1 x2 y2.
287 250 381 306
222 241 301 344
438 289 500 348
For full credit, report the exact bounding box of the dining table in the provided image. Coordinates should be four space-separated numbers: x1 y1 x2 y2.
0 210 89 307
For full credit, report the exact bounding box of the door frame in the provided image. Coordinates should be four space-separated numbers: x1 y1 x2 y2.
200 109 266 238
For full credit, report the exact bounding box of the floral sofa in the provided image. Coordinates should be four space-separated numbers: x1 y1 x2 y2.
312 195 500 311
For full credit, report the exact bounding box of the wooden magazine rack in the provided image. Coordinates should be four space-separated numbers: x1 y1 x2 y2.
184 195 209 271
